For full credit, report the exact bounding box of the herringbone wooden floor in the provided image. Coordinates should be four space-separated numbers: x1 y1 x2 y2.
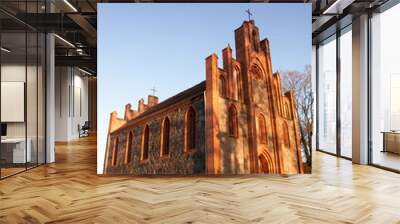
0 135 399 224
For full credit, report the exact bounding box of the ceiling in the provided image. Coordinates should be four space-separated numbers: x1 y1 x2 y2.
0 0 162 75
0 0 98 74
1 0 395 74
311 0 391 44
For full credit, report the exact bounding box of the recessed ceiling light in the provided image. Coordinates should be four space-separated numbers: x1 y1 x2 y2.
322 0 355 15
63 0 78 12
1 47 11 53
78 67 93 76
54 34 75 48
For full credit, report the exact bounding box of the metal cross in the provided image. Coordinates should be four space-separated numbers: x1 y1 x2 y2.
245 9 253 21
151 86 157 96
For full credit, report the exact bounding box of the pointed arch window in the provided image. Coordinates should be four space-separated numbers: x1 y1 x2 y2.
235 68 242 101
161 117 170 156
250 65 263 80
283 122 290 147
141 125 149 160
283 103 289 118
229 105 239 138
219 75 227 98
185 107 196 151
284 102 292 119
232 68 241 100
257 114 267 144
112 136 119 166
125 131 133 164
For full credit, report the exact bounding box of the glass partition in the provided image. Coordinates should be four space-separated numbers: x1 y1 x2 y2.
339 27 352 158
38 32 45 165
317 35 337 154
27 31 38 169
316 24 354 160
1 31 28 177
0 1 46 179
370 3 400 171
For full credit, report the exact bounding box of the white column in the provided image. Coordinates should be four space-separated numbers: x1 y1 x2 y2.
352 14 369 164
45 0 55 163
46 32 55 163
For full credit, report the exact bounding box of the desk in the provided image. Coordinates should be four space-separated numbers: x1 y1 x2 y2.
382 131 400 154
1 138 31 163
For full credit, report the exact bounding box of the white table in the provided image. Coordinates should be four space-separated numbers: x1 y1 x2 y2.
1 138 31 163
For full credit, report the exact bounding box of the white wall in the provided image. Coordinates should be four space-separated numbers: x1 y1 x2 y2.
1 63 47 164
72 72 89 138
1 65 40 137
1 65 27 138
55 67 89 141
55 67 68 141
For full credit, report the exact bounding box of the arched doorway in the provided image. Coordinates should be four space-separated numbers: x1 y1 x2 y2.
258 151 274 173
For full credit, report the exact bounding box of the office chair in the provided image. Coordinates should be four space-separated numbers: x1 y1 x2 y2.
79 121 90 138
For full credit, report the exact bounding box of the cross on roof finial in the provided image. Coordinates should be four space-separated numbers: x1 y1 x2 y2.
245 9 253 21
151 86 157 96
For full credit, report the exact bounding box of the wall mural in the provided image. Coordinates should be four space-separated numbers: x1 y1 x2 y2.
100 16 311 175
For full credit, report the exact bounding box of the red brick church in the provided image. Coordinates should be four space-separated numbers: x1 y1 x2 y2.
103 20 304 175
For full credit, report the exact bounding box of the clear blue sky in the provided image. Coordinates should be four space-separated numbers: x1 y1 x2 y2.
97 3 311 173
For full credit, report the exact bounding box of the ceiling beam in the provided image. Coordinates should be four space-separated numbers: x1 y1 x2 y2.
55 55 96 72
323 0 356 14
67 13 97 41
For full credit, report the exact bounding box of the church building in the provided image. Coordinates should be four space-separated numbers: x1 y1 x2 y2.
103 20 304 175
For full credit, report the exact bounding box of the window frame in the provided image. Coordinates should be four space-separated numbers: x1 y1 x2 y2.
282 121 290 147
125 131 133 164
160 117 171 157
184 107 196 152
228 104 239 138
315 26 353 160
141 125 150 162
257 113 268 144
112 136 119 166
219 74 227 98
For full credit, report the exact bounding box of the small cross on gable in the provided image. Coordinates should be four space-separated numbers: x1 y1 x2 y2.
245 9 253 21
151 87 157 96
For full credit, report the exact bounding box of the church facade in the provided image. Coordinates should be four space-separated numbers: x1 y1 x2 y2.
103 20 304 175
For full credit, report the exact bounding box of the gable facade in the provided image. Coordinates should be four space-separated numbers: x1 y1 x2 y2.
103 20 303 175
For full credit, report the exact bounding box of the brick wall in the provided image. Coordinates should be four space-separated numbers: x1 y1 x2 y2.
105 96 205 175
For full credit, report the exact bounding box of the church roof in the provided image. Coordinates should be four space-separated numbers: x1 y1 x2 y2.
113 81 206 132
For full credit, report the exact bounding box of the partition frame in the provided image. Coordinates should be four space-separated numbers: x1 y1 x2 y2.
0 0 48 180
315 0 400 173
315 23 353 161
367 0 400 173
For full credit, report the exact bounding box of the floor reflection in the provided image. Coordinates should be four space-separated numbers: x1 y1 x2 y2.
372 151 400 171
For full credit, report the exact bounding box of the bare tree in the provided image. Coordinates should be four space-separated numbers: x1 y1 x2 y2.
280 65 313 170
